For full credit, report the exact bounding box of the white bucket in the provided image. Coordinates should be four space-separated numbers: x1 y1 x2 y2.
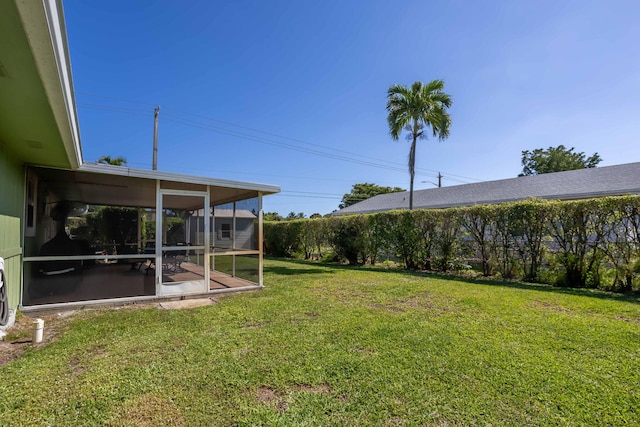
33 318 44 343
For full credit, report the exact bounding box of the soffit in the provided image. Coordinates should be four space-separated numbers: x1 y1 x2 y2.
0 1 81 169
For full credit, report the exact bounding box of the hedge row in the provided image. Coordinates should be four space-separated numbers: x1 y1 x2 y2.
264 196 640 292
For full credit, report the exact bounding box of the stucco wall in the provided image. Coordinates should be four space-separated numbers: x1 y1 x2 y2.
0 142 24 326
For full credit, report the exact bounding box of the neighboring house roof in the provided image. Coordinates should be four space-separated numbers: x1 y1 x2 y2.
334 162 640 215
192 208 257 219
213 209 257 219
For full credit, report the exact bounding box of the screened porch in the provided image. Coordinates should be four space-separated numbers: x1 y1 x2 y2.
21 164 279 308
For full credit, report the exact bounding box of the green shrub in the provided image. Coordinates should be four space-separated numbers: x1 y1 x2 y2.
262 196 640 293
328 216 368 265
264 220 302 257
381 211 423 269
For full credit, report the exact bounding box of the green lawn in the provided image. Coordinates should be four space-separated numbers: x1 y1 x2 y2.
1 258 639 426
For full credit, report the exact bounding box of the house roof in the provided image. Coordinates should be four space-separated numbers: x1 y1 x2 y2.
5 0 280 208
334 162 640 215
0 0 82 169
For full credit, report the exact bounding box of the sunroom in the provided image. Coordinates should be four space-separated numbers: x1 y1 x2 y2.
22 162 279 309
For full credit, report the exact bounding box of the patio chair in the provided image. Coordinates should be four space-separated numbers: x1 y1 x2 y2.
162 249 187 273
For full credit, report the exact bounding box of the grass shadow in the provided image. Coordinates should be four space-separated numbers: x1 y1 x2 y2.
434 273 640 304
266 257 640 305
263 265 334 276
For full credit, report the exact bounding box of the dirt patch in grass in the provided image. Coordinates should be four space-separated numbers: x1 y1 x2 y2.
369 302 405 312
0 298 218 368
68 356 86 375
234 347 251 357
108 393 186 427
243 322 268 329
0 311 74 367
293 384 331 394
615 315 640 324
369 295 442 314
355 346 376 354
256 386 284 404
288 311 322 324
400 295 439 309
69 344 107 375
256 384 332 413
530 300 571 314
256 386 287 413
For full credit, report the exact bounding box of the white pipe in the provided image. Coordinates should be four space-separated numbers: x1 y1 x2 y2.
33 318 44 343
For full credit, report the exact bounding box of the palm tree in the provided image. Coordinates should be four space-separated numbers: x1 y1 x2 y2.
386 80 452 210
97 155 127 166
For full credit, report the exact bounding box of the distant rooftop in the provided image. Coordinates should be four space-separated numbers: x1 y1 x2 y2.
334 162 640 216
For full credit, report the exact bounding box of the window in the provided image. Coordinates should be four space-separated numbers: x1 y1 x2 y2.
25 174 37 237
220 223 231 239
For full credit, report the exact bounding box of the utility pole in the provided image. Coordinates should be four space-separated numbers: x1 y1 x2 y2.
152 106 160 170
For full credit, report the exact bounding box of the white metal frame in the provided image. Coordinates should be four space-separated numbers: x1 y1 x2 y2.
208 195 264 288
156 185 210 296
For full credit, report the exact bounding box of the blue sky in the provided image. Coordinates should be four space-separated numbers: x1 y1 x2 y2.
63 0 640 216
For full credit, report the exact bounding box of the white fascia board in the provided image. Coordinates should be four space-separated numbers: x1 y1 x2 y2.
78 163 281 194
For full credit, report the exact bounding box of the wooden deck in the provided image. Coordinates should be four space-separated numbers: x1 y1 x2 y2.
162 261 257 289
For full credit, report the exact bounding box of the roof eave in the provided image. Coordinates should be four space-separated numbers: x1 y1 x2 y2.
16 0 82 169
77 163 281 195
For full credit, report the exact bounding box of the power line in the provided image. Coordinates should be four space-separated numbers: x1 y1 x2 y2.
163 113 483 182
77 97 485 184
162 116 432 175
120 159 408 187
78 96 440 175
169 108 475 180
80 103 479 183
